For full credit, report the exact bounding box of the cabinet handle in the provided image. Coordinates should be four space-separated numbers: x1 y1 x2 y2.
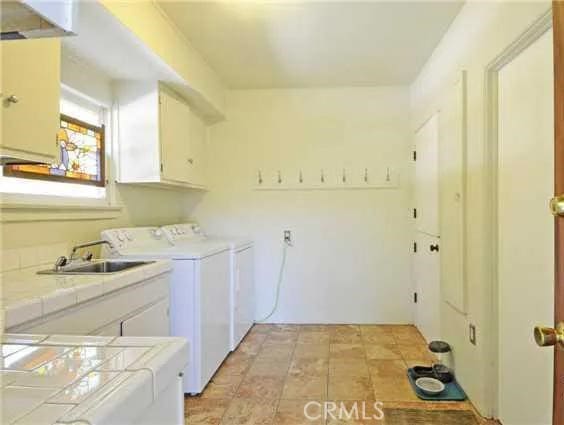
6 95 19 104
430 244 440 252
187 158 194 164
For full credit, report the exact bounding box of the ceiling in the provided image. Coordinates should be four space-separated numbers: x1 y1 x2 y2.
157 1 464 89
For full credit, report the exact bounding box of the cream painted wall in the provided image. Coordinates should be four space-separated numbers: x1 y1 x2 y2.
100 0 225 118
409 0 552 416
190 87 413 324
1 184 201 250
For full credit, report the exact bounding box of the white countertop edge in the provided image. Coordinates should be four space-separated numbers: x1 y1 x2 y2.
3 260 173 329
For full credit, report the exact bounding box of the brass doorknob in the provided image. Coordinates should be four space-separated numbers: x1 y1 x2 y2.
534 322 564 347
550 195 564 216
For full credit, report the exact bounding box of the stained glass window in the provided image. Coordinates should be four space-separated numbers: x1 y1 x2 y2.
4 114 105 187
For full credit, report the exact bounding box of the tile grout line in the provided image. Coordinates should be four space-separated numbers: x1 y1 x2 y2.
216 324 271 425
274 325 300 425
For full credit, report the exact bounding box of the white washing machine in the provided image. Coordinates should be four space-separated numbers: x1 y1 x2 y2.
101 226 231 394
161 223 254 351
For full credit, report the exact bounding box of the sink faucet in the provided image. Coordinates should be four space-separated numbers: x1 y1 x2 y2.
69 240 113 262
52 240 113 271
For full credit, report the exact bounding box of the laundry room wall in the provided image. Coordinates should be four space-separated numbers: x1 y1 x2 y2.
409 0 552 416
191 86 413 324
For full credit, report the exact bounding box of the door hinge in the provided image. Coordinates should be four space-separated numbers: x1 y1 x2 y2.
413 208 417 219
160 163 164 173
414 292 418 303
413 242 417 253
413 150 417 161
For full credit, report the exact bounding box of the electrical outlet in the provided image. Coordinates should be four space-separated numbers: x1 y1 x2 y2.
284 230 292 244
469 324 477 345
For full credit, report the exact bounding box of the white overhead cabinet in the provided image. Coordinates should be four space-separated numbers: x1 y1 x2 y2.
115 81 207 189
1 38 61 163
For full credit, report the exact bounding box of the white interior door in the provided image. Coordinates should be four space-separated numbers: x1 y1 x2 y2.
414 114 441 342
415 115 440 236
414 233 441 342
497 29 554 425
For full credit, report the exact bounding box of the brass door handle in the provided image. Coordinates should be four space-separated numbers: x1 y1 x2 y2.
534 322 564 347
550 195 564 216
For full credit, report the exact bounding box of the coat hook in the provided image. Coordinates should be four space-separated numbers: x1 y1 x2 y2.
386 167 391 182
364 168 368 183
321 169 325 183
258 170 263 185
299 170 303 183
278 170 282 184
342 168 347 183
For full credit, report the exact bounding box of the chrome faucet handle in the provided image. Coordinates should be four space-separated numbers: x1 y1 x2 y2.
54 256 68 271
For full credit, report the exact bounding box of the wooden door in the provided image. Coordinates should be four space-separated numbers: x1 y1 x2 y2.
552 3 564 423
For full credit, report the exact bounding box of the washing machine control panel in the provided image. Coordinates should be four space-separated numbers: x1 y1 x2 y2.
101 227 165 253
161 223 204 244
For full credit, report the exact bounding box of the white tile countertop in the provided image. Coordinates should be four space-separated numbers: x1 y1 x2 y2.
1 260 172 329
1 333 188 425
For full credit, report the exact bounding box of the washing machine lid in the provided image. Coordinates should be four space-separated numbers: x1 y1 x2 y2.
208 237 253 251
163 223 252 251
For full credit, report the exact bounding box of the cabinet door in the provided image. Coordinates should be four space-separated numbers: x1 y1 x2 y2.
1 38 60 161
121 299 170 337
188 111 207 187
159 90 190 183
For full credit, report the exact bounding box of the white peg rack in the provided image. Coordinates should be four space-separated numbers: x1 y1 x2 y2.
253 167 399 191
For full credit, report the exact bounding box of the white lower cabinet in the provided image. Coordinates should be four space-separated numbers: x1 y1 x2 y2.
121 299 169 336
11 275 170 337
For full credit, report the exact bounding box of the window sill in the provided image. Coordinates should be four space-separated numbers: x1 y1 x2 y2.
1 201 122 222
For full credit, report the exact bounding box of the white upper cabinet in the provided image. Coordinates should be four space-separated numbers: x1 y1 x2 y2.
1 38 61 163
115 81 207 189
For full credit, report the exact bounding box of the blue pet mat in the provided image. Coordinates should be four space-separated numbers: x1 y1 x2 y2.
407 368 467 401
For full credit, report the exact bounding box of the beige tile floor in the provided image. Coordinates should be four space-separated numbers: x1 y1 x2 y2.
185 324 492 425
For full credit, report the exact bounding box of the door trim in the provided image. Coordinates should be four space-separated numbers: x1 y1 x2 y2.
552 2 564 422
483 8 553 419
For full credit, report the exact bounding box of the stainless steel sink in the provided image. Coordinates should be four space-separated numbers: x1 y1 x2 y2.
37 261 154 275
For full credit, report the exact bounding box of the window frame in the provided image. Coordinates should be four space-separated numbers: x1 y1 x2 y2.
3 113 106 188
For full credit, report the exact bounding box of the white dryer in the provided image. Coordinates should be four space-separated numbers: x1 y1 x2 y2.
101 226 231 394
162 223 254 351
